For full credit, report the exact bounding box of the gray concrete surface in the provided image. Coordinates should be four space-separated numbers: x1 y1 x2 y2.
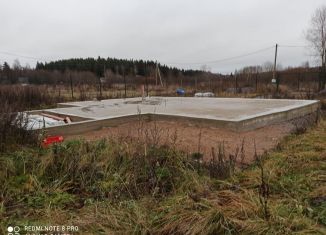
54 97 318 121
32 97 319 134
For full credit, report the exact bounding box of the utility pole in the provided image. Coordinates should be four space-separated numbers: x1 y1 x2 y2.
158 63 163 87
272 43 278 82
155 61 163 87
98 65 104 99
235 70 238 94
145 63 149 96
209 78 212 92
146 76 148 96
229 72 233 93
297 72 300 91
255 70 258 93
70 72 74 99
155 61 158 86
123 66 127 99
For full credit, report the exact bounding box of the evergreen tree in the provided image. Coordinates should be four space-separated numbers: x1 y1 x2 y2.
2 62 11 82
37 57 204 80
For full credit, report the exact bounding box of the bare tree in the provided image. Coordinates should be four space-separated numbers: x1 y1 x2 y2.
12 59 21 70
262 61 274 72
305 5 326 90
301 61 310 68
262 61 283 73
200 64 211 72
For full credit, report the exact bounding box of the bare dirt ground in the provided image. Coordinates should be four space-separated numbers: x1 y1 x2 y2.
66 119 297 164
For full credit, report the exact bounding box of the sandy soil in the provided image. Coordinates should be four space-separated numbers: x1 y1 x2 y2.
66 119 297 164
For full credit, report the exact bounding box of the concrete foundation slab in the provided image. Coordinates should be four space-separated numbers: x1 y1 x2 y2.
32 97 319 134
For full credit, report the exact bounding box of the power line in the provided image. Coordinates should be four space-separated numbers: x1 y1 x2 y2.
164 46 275 65
0 44 312 67
0 50 45 61
278 44 312 48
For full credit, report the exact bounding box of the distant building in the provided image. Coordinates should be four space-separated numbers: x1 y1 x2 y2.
100 77 106 83
194 92 214 97
18 77 29 84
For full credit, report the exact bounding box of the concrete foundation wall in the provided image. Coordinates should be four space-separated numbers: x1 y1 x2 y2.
44 115 142 136
239 101 320 131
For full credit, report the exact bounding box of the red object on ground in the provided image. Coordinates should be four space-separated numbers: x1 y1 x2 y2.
42 136 64 147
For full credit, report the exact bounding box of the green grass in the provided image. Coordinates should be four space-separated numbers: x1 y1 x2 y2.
1 120 326 234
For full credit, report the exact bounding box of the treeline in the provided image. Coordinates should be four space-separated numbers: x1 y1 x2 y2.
0 57 217 86
0 57 324 93
36 57 204 78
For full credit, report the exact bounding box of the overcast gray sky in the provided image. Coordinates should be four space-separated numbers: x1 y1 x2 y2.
0 0 325 73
